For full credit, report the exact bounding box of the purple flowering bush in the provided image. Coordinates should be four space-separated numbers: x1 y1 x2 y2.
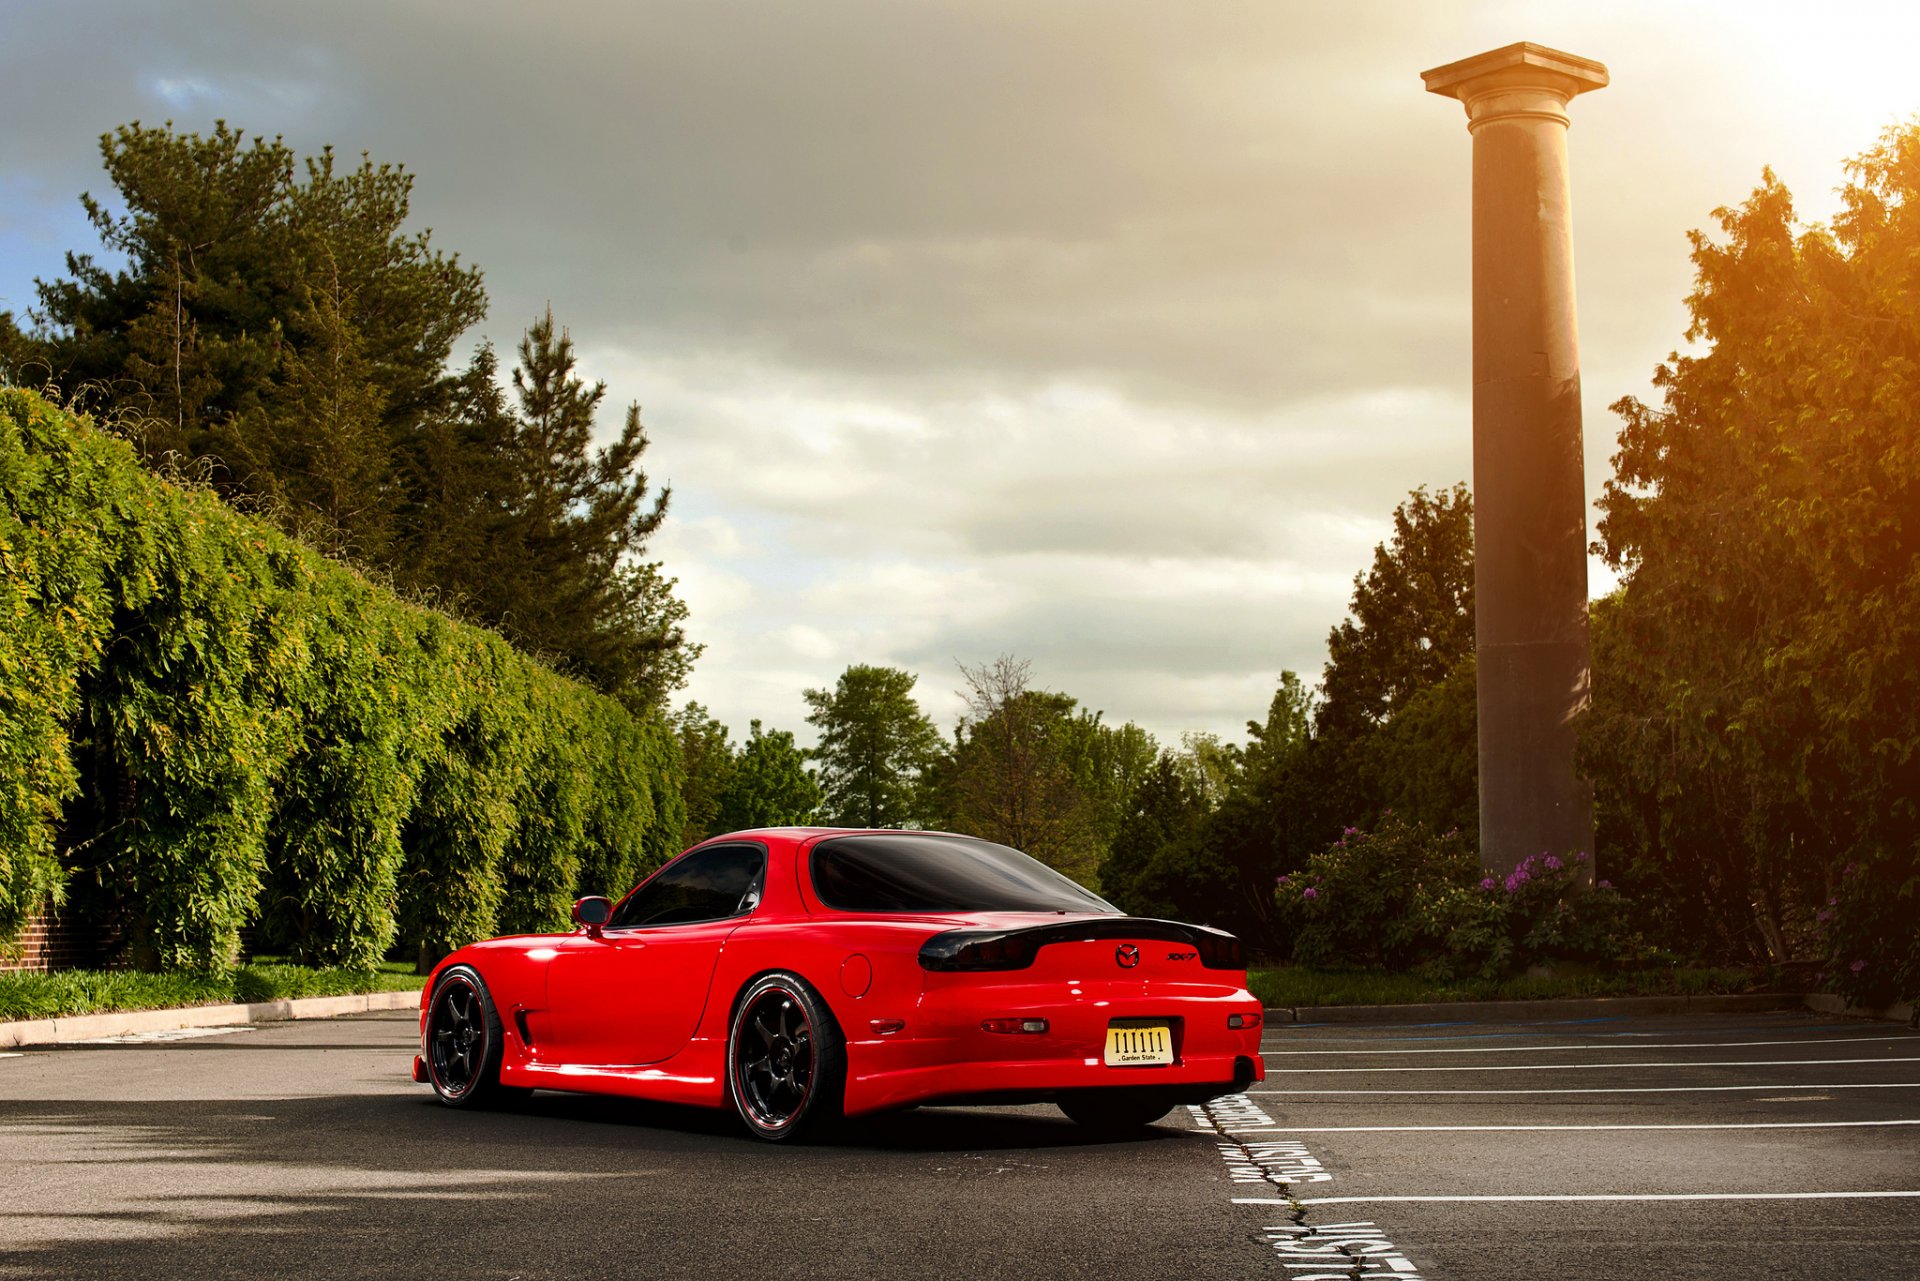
1273 814 1479 970
1819 856 1919 1007
1274 816 1636 978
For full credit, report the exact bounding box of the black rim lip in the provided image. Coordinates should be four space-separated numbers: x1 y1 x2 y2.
733 985 814 1132
427 973 483 1100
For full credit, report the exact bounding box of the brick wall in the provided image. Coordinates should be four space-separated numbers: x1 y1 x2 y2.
1 908 116 974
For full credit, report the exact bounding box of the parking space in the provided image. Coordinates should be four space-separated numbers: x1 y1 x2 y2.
1204 1012 1920 1279
3 1005 1915 1278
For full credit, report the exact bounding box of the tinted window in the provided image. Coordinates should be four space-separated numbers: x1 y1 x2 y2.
610 844 766 928
811 834 1118 914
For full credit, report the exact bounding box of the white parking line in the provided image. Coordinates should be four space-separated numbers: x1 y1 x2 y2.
1224 1120 1920 1133
1274 1056 1920 1074
1262 1035 1918 1056
1235 1191 1920 1206
1249 1083 1920 1095
0 1052 21 1059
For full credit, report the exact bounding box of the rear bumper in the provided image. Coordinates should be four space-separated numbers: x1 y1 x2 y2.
844 1049 1262 1115
841 984 1267 1115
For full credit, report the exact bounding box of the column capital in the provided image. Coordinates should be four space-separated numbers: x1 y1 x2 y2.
1422 42 1607 131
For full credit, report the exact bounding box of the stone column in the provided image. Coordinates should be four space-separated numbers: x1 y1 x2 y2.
1421 43 1604 877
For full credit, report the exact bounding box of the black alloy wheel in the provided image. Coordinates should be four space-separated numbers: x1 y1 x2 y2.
425 965 517 1108
1058 1089 1177 1134
727 973 844 1141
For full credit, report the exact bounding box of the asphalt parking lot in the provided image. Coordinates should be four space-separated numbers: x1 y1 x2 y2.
0 1007 1914 1278
1231 1011 1920 1279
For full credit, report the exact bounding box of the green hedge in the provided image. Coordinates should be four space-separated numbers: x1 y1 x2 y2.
0 388 683 973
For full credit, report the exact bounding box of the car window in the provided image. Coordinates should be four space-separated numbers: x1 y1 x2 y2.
609 844 766 928
810 833 1118 914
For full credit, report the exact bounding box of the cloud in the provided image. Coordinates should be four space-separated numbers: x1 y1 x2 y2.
6 0 1920 747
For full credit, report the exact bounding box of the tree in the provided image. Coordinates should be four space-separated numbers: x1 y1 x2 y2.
384 312 692 707
1589 125 1920 997
1199 672 1320 939
19 123 698 709
938 656 1107 882
716 721 823 831
468 309 677 698
803 665 941 828
1098 753 1214 920
1309 484 1478 842
671 703 735 850
1317 484 1475 739
28 123 485 500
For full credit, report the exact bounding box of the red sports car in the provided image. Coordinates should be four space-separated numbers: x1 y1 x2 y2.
413 828 1266 1141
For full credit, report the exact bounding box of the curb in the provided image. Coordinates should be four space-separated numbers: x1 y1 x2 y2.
1802 992 1918 1027
0 988 423 1049
1257 992 1917 1026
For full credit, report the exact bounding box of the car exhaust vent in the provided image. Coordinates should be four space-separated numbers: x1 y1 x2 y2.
514 1009 534 1048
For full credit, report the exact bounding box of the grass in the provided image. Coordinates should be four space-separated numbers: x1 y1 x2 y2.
1248 963 1765 1009
0 959 425 1022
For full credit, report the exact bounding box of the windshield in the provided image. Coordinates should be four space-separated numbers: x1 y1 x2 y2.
810 833 1119 914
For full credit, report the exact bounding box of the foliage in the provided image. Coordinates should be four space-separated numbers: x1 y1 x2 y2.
1273 815 1630 979
1590 124 1920 999
17 122 697 713
672 702 736 849
803 664 941 828
1097 753 1215 920
1316 484 1475 740
936 657 1109 882
1309 483 1478 845
1191 673 1320 940
1820 857 1920 1008
0 388 680 972
1274 815 1480 971
27 123 485 529
0 959 424 1022
716 720 824 831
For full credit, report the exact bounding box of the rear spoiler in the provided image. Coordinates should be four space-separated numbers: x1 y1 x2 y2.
917 916 1244 973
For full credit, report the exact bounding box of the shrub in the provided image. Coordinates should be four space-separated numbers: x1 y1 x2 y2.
0 388 682 972
1275 814 1636 978
1820 856 1919 1008
1273 814 1478 970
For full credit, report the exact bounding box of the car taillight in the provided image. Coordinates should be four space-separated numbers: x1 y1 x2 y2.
919 930 1040 972
981 1018 1049 1034
1195 930 1244 970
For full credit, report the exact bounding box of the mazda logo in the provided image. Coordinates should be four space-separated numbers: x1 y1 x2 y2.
1115 943 1140 969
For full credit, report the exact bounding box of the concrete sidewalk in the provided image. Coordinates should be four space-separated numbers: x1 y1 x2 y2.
0 988 422 1048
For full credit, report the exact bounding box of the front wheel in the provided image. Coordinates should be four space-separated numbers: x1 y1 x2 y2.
424 965 522 1108
1059 1089 1176 1134
727 973 846 1142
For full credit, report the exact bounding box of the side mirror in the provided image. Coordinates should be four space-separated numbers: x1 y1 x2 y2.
573 896 613 938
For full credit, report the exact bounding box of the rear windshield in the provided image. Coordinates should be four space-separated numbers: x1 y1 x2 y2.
810 833 1118 914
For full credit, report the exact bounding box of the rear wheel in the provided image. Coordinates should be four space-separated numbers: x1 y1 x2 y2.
1059 1090 1176 1134
425 965 524 1108
727 973 845 1142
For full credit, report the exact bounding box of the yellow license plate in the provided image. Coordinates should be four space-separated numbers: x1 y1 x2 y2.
1104 1023 1174 1067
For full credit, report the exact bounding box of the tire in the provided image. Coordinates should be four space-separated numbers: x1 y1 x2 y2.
727 972 846 1142
1059 1089 1177 1134
424 964 524 1109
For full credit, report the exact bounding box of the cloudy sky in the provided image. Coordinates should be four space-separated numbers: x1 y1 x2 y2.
4 1 1917 748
